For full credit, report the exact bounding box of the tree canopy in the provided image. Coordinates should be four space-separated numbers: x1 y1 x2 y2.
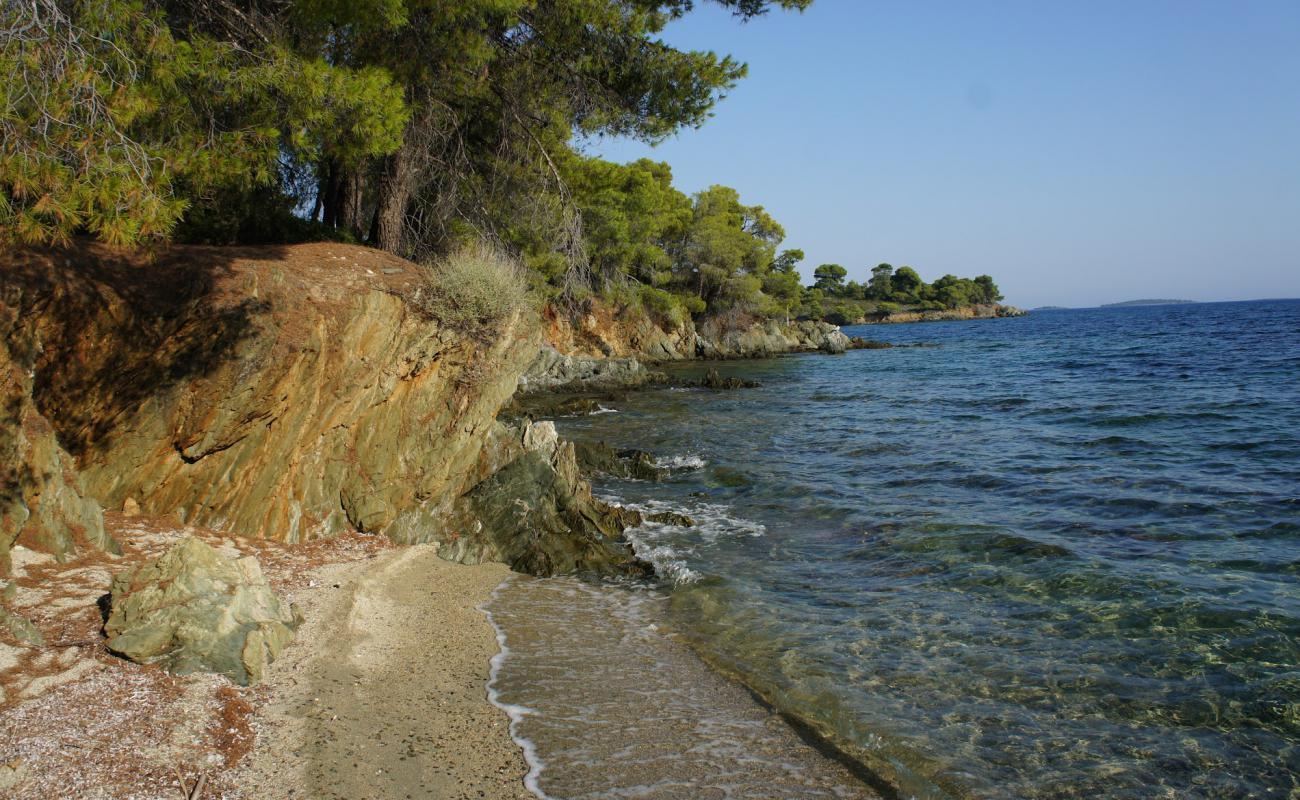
2 0 1009 327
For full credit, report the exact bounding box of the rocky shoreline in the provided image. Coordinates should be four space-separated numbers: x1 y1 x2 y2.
0 241 1016 798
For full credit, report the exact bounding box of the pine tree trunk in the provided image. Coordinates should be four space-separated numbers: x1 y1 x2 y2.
338 166 368 241
372 142 417 255
320 161 341 229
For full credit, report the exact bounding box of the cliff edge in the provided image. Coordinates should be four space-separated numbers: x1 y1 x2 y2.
0 242 642 576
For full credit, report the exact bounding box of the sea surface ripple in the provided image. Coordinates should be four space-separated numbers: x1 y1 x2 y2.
492 299 1300 800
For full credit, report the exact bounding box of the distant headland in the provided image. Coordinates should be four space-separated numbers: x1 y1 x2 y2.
1101 299 1198 307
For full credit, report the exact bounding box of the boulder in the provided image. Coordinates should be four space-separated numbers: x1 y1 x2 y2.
573 441 665 481
437 430 651 577
646 511 695 528
699 369 760 390
104 538 299 685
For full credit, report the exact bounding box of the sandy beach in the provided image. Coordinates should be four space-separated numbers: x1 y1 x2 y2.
0 517 530 799
235 545 530 800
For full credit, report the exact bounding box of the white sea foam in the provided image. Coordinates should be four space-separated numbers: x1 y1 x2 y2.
596 495 766 585
653 454 708 470
481 578 555 800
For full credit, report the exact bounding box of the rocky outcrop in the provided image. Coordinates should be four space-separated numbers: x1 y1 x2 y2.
695 317 850 358
432 422 651 577
104 537 299 685
523 304 853 393
574 441 666 481
2 242 661 586
540 299 852 365
542 302 696 361
518 346 665 394
862 303 1027 325
1 242 539 550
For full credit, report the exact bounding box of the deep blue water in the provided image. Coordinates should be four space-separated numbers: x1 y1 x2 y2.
526 300 1300 799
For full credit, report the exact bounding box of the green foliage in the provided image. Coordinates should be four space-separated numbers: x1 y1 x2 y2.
0 0 405 247
806 260 1006 320
866 263 892 299
1 0 1004 332
892 266 922 300
813 263 847 292
567 157 691 284
637 285 688 327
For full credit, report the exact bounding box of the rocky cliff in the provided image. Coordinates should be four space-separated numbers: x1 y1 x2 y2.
522 300 850 392
0 242 642 576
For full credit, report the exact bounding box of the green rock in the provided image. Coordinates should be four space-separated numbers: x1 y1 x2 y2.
438 428 651 577
573 441 666 481
104 538 299 685
646 511 695 528
0 605 43 646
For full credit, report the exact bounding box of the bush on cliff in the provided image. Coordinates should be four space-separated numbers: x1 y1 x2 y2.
411 243 531 338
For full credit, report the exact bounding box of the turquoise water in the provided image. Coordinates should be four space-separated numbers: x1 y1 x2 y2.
503 300 1300 799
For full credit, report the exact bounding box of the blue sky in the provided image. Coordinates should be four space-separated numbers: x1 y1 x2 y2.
587 0 1300 307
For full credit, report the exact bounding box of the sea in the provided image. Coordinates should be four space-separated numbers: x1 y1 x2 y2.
485 299 1300 800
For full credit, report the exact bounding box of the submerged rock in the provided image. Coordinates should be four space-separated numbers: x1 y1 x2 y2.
699 369 760 390
646 511 695 528
847 337 894 350
104 538 299 685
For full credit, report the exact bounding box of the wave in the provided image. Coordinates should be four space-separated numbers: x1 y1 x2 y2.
599 495 766 586
653 454 708 470
481 578 554 800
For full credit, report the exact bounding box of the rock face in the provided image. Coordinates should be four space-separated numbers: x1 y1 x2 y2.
539 298 851 365
104 537 299 684
0 300 115 573
695 317 850 359
518 346 664 394
862 303 1027 325
2 242 659 585
0 242 540 550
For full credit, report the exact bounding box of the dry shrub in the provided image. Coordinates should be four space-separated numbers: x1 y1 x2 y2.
410 242 530 337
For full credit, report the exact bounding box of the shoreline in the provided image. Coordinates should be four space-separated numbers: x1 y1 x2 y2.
235 545 530 800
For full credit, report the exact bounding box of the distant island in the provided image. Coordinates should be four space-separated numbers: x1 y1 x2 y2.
1102 299 1198 307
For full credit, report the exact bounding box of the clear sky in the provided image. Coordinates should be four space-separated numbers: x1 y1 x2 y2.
587 0 1300 308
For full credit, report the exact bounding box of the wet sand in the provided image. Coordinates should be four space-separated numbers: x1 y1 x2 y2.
238 545 531 799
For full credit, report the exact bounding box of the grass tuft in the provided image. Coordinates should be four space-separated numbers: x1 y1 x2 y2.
410 242 531 337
